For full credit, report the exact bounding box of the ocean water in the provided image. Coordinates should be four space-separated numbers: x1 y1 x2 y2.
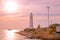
0 30 28 40
0 30 41 40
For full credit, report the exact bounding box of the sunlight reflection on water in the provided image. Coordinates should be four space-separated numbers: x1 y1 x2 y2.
1 30 38 40
4 30 19 40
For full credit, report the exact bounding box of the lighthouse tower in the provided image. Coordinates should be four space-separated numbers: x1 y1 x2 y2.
29 13 34 28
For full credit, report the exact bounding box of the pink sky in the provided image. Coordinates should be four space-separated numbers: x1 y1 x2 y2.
0 0 60 30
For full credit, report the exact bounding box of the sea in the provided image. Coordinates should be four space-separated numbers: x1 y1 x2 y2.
0 30 41 40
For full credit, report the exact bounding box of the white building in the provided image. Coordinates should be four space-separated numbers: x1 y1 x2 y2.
56 25 60 32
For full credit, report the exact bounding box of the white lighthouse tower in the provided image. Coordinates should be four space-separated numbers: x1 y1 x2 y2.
29 13 34 28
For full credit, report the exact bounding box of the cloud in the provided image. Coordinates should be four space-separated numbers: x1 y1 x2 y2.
18 0 60 7
33 13 60 16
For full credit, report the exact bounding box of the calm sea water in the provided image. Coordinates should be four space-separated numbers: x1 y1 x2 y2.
0 30 29 40
0 30 41 40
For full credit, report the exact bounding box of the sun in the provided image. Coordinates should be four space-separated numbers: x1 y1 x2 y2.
4 0 19 13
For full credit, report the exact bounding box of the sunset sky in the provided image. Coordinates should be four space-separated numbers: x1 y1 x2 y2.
0 0 60 30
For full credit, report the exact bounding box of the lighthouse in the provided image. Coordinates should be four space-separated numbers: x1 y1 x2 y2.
29 13 34 28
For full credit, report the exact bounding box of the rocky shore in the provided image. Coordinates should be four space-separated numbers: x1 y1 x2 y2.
16 24 60 40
